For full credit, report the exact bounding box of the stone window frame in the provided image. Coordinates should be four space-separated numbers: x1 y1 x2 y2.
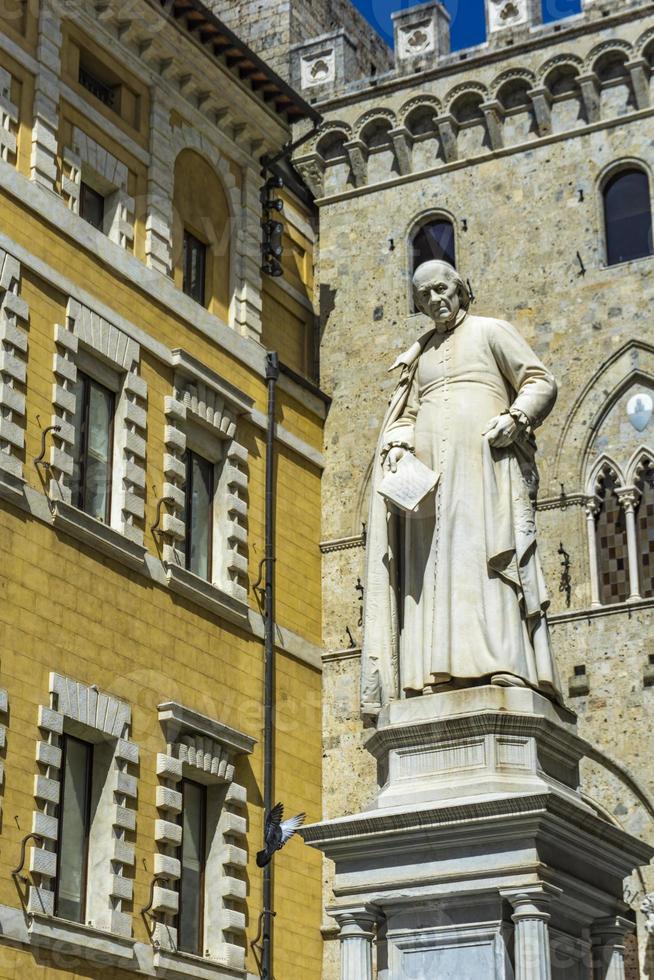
49 297 148 547
0 66 19 165
151 700 254 973
28 673 138 943
0 248 28 485
596 157 654 271
585 447 654 607
161 350 252 615
62 126 135 250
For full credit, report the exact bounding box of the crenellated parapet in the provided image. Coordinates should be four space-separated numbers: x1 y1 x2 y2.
294 18 654 199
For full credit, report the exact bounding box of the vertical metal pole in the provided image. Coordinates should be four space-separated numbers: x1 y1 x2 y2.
262 351 279 980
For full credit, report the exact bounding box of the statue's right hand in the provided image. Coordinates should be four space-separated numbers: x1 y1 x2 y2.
385 446 407 472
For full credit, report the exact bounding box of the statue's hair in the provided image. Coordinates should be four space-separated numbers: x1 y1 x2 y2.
412 260 471 312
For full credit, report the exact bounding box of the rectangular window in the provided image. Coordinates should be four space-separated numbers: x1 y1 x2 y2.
71 371 115 523
178 779 206 955
78 62 117 111
55 735 93 923
182 231 207 306
184 451 214 580
79 182 105 232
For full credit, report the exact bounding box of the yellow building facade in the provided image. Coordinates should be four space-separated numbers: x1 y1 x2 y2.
0 1 324 978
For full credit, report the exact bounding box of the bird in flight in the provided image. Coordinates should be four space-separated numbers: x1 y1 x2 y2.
256 802 306 867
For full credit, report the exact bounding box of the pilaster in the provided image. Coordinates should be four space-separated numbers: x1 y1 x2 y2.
591 916 633 980
504 890 554 980
30 2 62 190
331 907 377 980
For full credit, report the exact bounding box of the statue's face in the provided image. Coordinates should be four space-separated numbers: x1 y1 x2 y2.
413 269 461 326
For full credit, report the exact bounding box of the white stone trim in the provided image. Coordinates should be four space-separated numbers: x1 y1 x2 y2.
0 67 18 165
49 297 147 544
153 703 254 967
63 127 135 249
0 249 28 480
29 674 138 936
30 4 61 189
162 367 249 604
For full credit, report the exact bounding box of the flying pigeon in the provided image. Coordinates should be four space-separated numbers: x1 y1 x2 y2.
256 802 306 867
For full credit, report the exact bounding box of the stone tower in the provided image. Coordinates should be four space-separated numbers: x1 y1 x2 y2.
289 0 654 976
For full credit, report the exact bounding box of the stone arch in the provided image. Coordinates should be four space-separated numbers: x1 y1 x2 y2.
353 107 396 143
553 340 654 490
625 445 654 485
596 157 653 267
170 125 242 329
586 453 626 497
314 121 352 154
491 67 536 109
585 38 633 75
316 128 350 162
636 26 654 64
445 80 488 113
538 52 583 85
399 94 441 132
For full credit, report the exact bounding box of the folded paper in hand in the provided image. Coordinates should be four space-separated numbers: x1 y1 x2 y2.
378 453 439 513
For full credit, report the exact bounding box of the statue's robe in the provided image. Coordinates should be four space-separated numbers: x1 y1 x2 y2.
361 313 563 714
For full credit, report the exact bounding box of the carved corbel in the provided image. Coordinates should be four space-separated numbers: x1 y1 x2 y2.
388 126 413 176
626 58 650 110
528 86 552 137
434 114 458 163
343 138 368 188
480 100 504 151
577 72 601 124
293 152 325 198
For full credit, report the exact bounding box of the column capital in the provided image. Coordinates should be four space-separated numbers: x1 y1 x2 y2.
591 914 634 944
616 485 641 513
329 903 379 935
502 885 561 921
585 495 601 518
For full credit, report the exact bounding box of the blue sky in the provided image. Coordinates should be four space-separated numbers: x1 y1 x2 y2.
351 0 582 50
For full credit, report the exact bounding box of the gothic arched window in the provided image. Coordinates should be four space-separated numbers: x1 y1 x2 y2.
594 465 630 605
603 167 653 266
411 218 456 276
636 458 654 598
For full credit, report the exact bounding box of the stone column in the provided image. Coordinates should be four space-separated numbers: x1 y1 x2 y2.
616 487 642 601
626 58 650 110
585 497 602 608
591 916 633 980
506 891 553 980
333 908 376 980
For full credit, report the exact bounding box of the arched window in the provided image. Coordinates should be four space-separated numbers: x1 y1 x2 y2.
173 149 231 321
594 465 630 605
603 167 653 266
411 218 456 276
636 458 654 598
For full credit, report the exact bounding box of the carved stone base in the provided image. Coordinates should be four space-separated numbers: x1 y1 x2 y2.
302 687 653 980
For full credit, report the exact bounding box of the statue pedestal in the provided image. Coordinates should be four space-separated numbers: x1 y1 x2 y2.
302 687 653 980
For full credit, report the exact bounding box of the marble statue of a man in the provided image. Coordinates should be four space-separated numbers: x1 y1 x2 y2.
361 260 563 715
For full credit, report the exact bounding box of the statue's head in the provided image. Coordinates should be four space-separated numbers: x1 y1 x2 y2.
412 260 470 326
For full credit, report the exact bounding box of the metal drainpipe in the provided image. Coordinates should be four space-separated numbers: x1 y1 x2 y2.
262 350 279 980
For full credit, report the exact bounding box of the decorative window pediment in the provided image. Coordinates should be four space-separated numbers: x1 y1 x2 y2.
151 701 254 970
161 350 252 611
50 298 147 546
29 674 138 939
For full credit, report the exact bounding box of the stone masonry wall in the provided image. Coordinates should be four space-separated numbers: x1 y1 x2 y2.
208 0 392 82
309 2 654 975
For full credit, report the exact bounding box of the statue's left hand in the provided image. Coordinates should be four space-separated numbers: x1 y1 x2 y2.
482 414 518 448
